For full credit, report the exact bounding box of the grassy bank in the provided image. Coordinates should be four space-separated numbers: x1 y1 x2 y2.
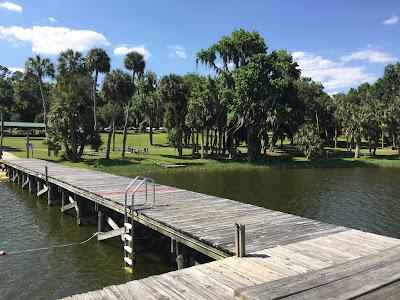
2 132 400 177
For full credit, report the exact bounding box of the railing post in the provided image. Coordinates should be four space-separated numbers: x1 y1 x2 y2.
26 135 30 158
45 166 48 185
235 223 246 257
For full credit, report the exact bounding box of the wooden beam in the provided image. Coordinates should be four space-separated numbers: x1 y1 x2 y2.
12 170 18 182
106 216 119 230
37 185 48 197
61 201 77 212
97 227 125 241
21 176 29 188
96 215 124 241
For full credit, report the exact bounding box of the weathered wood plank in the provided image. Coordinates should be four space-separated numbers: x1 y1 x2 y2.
235 245 400 300
97 228 125 241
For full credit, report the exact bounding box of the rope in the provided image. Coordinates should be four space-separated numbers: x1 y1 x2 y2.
6 232 100 255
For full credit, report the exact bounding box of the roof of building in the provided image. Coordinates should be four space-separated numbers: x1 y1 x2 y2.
3 121 45 129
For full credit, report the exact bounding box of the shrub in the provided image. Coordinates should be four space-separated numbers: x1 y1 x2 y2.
294 124 323 159
167 129 178 148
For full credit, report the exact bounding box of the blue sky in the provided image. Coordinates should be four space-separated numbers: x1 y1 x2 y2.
1 0 400 93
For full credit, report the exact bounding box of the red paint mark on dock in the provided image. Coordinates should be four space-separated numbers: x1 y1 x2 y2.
95 186 177 196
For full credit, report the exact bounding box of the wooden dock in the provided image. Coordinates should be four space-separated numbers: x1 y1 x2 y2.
2 157 400 299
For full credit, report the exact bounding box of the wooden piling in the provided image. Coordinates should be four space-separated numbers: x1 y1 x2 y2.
28 175 35 193
98 209 105 233
76 196 83 226
235 223 246 257
48 183 54 205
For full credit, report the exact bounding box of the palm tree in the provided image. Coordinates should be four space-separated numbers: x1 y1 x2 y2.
25 55 55 135
86 48 111 130
57 49 86 89
121 51 145 157
102 69 132 160
159 74 187 157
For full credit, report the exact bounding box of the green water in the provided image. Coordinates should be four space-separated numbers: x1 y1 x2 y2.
1 167 400 299
150 167 400 239
0 183 175 300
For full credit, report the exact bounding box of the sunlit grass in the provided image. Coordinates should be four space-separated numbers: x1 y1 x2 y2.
2 132 400 178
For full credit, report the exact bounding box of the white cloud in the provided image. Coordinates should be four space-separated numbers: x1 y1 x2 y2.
383 15 399 25
293 51 377 91
216 61 234 69
7 66 23 73
168 45 186 59
341 49 397 63
0 25 110 55
48 17 57 23
113 45 151 60
0 1 22 12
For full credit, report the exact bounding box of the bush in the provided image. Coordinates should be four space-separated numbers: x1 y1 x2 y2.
167 129 178 148
294 124 323 159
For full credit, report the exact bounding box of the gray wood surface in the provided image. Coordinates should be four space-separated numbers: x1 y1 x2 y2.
235 244 400 300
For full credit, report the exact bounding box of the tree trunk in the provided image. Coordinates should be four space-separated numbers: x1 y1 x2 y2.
149 122 153 146
247 127 261 162
350 134 354 152
112 120 116 152
176 126 182 157
373 136 378 156
334 124 338 149
325 128 329 145
354 133 361 159
122 100 131 158
201 130 204 160
269 131 279 152
38 79 51 156
0 107 3 150
381 131 384 149
218 130 223 155
70 117 77 162
191 130 196 158
106 105 116 160
226 131 233 158
315 110 320 134
196 132 199 154
222 131 226 156
93 70 98 131
368 136 371 155
205 129 209 157
398 134 400 156
173 109 182 157
77 143 85 161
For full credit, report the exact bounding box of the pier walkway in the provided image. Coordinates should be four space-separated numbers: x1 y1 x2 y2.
2 157 400 299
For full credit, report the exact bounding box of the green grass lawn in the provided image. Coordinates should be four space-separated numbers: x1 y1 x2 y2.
2 132 400 178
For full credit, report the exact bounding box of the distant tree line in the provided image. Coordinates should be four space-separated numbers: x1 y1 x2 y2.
1 29 400 162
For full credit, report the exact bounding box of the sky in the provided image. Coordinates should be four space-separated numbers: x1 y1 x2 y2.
1 0 400 94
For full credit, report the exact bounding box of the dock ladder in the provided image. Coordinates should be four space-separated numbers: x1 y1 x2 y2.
123 176 156 269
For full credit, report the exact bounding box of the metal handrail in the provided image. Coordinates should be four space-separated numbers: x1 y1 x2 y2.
132 177 155 209
124 176 156 216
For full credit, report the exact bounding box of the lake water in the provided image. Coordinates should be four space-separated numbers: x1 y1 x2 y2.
1 167 400 299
